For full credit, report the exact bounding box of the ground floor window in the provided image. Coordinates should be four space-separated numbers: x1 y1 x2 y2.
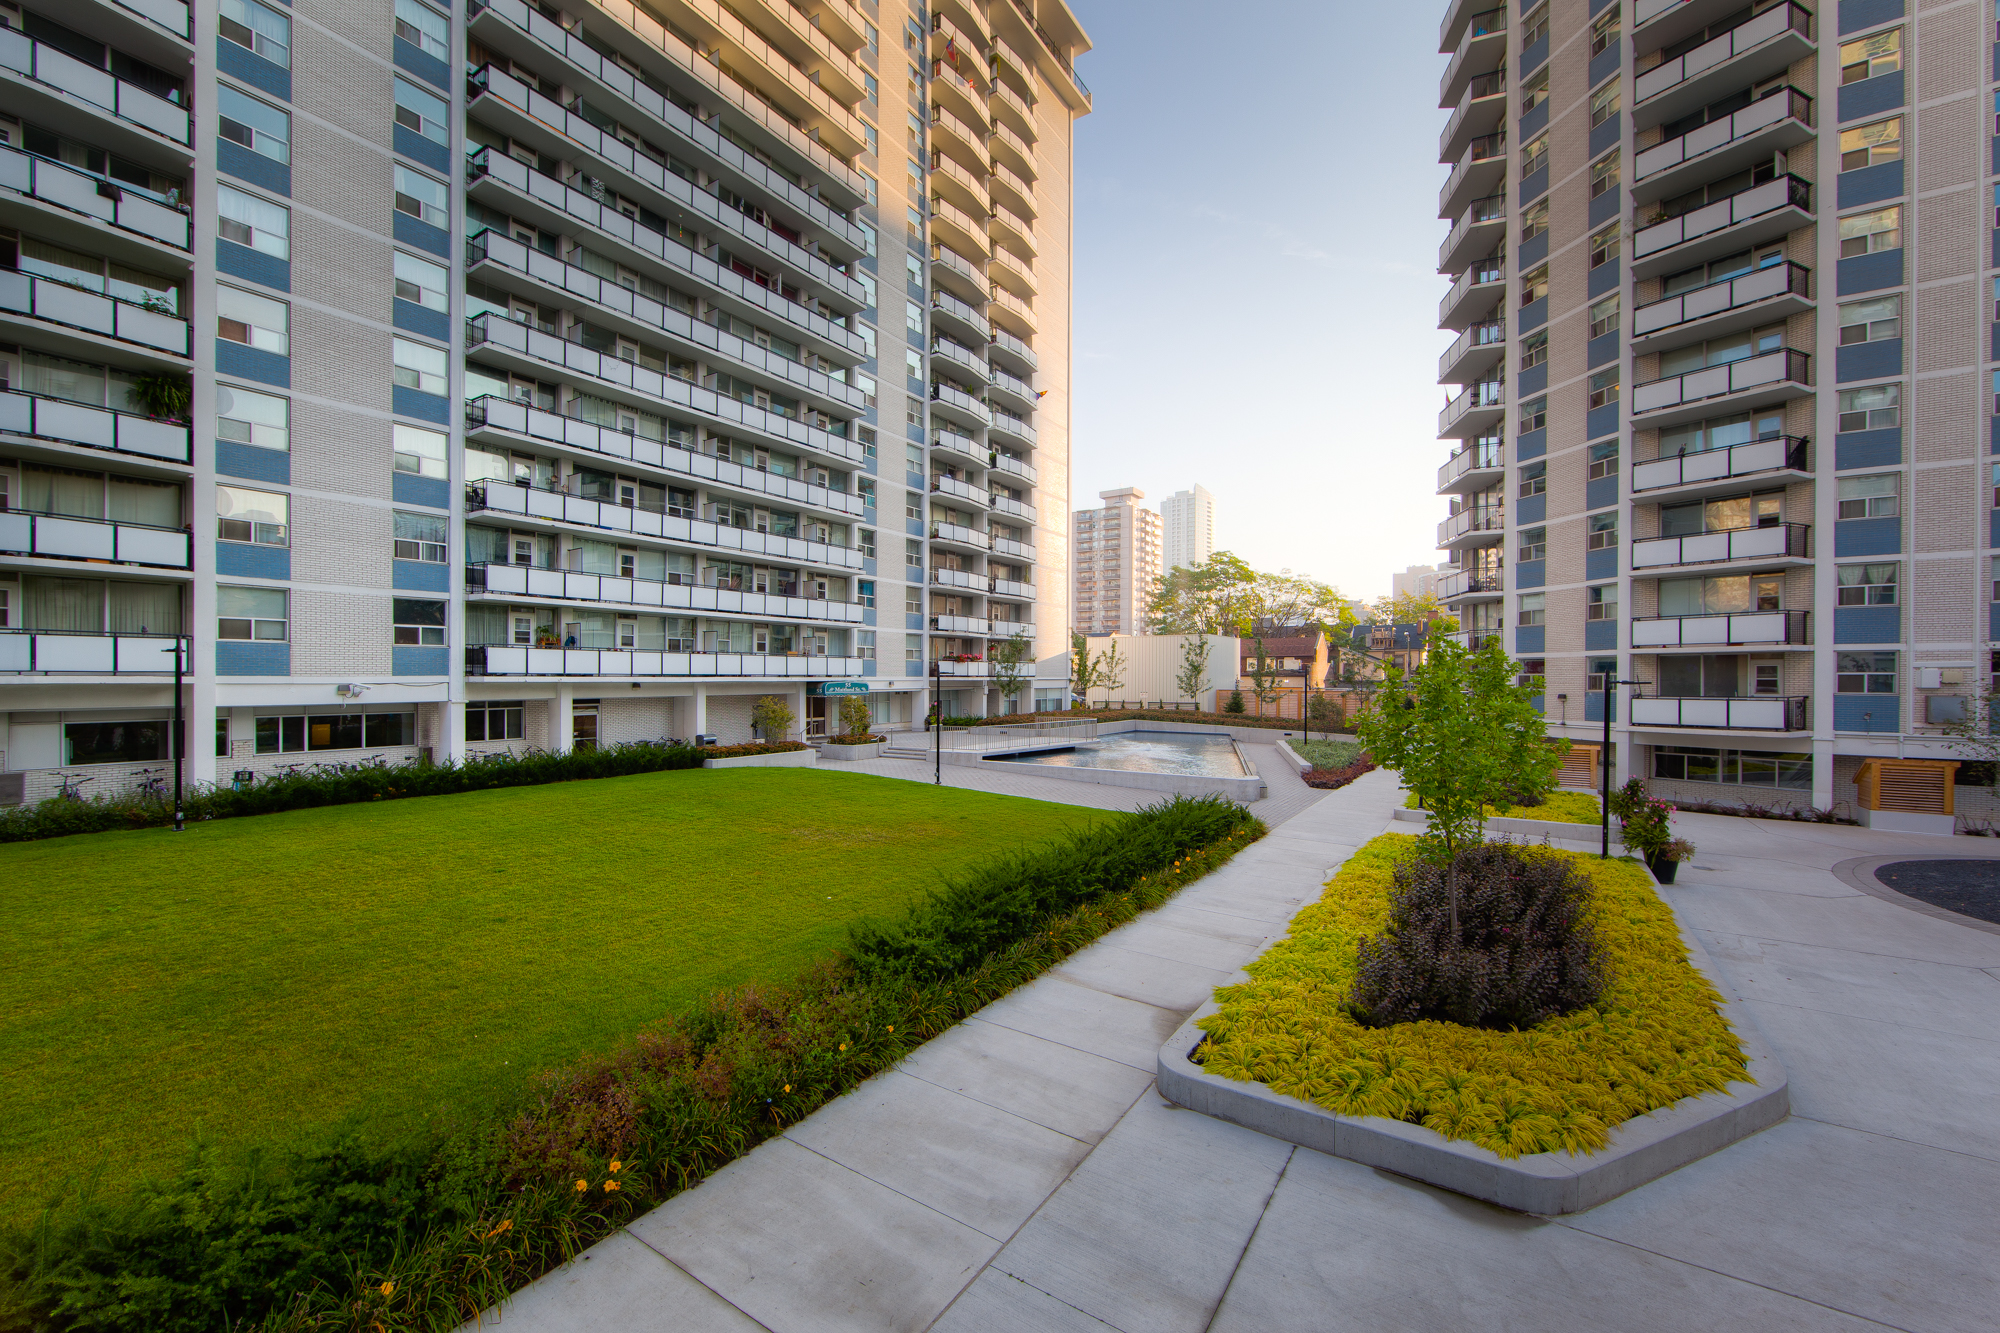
1652 745 1810 790
1035 688 1066 713
466 701 524 741
64 720 175 765
255 711 416 754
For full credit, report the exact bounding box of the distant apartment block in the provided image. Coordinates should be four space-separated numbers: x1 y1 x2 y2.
1393 564 1440 600
1161 482 1215 571
1072 487 1161 635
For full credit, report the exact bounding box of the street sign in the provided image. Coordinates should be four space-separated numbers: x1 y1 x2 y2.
810 681 871 696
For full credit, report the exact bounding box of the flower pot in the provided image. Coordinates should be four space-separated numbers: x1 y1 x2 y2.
1646 853 1680 884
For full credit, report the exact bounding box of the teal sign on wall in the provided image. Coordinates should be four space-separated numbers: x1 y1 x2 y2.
811 681 872 696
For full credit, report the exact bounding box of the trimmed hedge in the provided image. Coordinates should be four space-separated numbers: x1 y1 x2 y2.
0 741 709 844
1 796 1264 1332
975 708 1356 735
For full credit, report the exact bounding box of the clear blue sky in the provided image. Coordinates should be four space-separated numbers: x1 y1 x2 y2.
1066 1 1447 602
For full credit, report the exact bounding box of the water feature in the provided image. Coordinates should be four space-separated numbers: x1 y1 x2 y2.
990 731 1247 777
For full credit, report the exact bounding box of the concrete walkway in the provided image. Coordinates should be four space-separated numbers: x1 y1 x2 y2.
482 774 2000 1333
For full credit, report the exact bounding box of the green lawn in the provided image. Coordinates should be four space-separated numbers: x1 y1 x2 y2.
0 768 1107 1216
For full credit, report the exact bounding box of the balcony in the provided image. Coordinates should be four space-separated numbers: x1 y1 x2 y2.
988 492 1036 522
929 287 991 341
1439 131 1507 222
1632 88 1814 206
989 620 1035 640
1631 610 1809 649
1631 261 1813 351
987 407 1035 446
987 367 1035 413
1438 507 1505 550
1438 444 1505 495
1439 380 1505 439
990 159 1035 219
1628 695 1809 732
932 614 991 636
1439 320 1506 384
1632 174 1812 280
991 451 1036 485
930 337 991 383
1445 629 1504 651
1631 521 1810 571
466 398 865 515
988 284 1037 336
0 26 189 147
1438 567 1503 601
0 511 190 569
929 240 986 292
0 272 187 358
470 645 869 678
930 104 989 172
1438 192 1507 275
469 562 867 623
989 245 1036 297
929 521 984 551
1439 256 1505 331
989 326 1037 373
931 473 988 506
930 148 991 214
931 659 991 678
468 480 865 571
1633 2 1815 131
1632 436 1809 499
987 116 1035 177
102 0 193 42
0 142 189 250
1441 71 1507 166
990 577 1034 599
1631 348 1810 425
0 386 189 464
0 629 182 674
991 534 1035 561
1439 6 1508 110
1634 0 1770 56
931 568 985 591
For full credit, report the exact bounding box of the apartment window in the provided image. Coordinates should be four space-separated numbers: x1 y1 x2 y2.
1587 584 1618 621
1522 3 1549 48
905 634 923 661
217 285 288 354
393 598 446 645
1521 198 1549 243
1659 573 1781 615
1590 152 1620 198
1518 593 1546 627
1838 384 1900 432
1513 268 1544 312
218 585 286 640
1520 330 1548 371
1838 563 1898 606
1520 66 1550 115
1586 657 1618 691
1518 461 1547 499
217 485 288 545
221 0 290 65
1590 83 1620 128
858 528 875 558
394 0 449 61
394 251 448 313
1838 474 1899 520
906 589 922 615
863 72 880 107
217 183 288 258
217 384 287 451
217 86 290 163
1520 395 1547 433
1589 369 1619 409
465 701 524 742
1590 7 1620 57
392 423 447 478
1840 206 1901 256
1588 224 1620 269
1838 296 1899 345
1589 295 1619 338
1654 746 1810 788
1588 511 1618 550
1521 133 1549 177
905 300 924 336
856 579 876 609
394 510 447 562
1836 651 1897 694
906 538 923 568
1518 526 1547 562
393 165 448 228
1842 29 1900 85
1992 555 2000 602
1588 440 1619 480
393 338 446 395
1840 118 1902 171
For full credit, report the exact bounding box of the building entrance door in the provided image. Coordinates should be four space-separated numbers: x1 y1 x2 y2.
572 705 599 752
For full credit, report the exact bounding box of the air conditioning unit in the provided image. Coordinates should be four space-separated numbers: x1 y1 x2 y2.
1916 667 1967 689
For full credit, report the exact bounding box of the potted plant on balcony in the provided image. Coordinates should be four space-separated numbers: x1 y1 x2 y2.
534 625 558 649
127 371 192 423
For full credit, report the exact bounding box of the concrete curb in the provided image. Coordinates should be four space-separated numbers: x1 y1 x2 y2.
1391 805 1620 841
1157 885 1789 1215
702 749 817 769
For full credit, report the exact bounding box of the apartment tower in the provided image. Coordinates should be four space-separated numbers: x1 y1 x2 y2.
1071 486 1161 635
1160 481 1214 571
0 0 1090 801
1435 0 1982 815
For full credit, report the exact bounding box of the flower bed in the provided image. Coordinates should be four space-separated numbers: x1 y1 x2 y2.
823 734 888 746
1402 789 1602 824
1303 755 1376 791
1195 833 1748 1158
699 741 809 758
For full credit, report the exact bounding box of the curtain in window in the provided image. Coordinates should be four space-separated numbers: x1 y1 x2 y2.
463 525 507 564
108 581 182 634
20 465 103 518
22 576 103 631
108 477 181 526
464 603 507 645
17 352 108 406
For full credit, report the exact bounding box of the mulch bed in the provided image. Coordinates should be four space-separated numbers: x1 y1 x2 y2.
1874 860 2000 926
1303 755 1376 790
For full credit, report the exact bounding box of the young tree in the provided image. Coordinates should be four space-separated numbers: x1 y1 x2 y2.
1174 634 1210 707
1070 630 1101 704
1356 636 1563 931
1095 637 1128 698
1247 636 1281 705
751 694 795 742
837 694 873 739
991 630 1032 712
1937 680 2000 791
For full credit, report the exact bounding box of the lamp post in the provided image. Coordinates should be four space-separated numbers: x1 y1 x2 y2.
1600 676 1648 858
931 659 942 786
172 634 186 832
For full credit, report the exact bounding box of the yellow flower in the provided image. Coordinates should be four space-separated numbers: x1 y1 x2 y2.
482 1219 513 1240
379 1282 395 1297
575 1179 589 1192
783 1084 791 1092
838 1042 847 1051
604 1180 621 1192
886 1025 894 1033
609 1160 622 1173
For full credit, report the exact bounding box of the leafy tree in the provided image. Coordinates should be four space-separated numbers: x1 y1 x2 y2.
837 694 873 739
991 631 1032 710
1369 590 1446 626
751 695 795 741
1356 636 1563 931
1068 632 1126 703
1146 552 1260 634
1247 637 1281 704
1937 680 2000 792
1095 637 1127 697
1174 635 1210 706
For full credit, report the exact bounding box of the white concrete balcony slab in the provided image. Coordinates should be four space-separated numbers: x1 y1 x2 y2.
932 614 991 635
1631 522 1810 571
0 629 181 674
990 577 1034 600
987 493 1036 522
1439 6 1507 109
1439 260 1505 331
1439 193 1508 275
1631 435 1809 499
468 481 864 571
1438 507 1505 550
1630 609 1809 649
932 659 991 678
1632 88 1815 206
1632 174 1813 279
1438 567 1504 601
930 473 988 507
1631 348 1810 426
0 271 188 357
1629 694 1809 731
0 511 189 569
1438 445 1505 495
1631 262 1813 352
987 408 1036 446
1439 132 1506 221
470 562 867 623
1439 381 1506 440
991 451 1036 485
0 387 189 464
472 645 868 678
0 143 189 249
1634 2 1815 131
931 568 985 591
1439 320 1506 384
0 28 189 145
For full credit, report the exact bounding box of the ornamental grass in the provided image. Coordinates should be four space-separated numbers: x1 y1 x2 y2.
1196 833 1748 1159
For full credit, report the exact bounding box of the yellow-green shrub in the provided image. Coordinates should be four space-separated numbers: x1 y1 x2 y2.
1196 834 1747 1158
1404 790 1602 824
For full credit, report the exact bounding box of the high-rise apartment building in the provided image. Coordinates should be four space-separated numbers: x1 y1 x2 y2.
1072 486 1160 635
0 0 1089 803
1393 564 1440 601
1434 0 1981 816
1160 482 1214 571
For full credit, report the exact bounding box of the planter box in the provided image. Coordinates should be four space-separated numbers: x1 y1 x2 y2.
819 740 883 761
702 749 818 770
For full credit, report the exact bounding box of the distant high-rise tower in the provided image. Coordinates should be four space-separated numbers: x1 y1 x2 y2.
1072 489 1163 636
1162 485 1217 571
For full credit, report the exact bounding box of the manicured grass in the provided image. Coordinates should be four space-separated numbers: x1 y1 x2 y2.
1288 738 1363 770
1197 834 1748 1158
1404 789 1603 823
0 768 1107 1217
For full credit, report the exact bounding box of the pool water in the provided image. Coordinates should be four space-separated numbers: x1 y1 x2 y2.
991 731 1246 777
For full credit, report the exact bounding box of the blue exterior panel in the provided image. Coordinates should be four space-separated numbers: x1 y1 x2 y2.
216 439 289 484
1518 493 1547 524
393 385 450 424
1835 606 1900 643
393 125 450 175
393 36 451 89
216 542 290 579
904 517 923 536
1836 427 1901 469
1517 231 1549 269
1586 547 1617 581
392 472 450 508
1518 296 1548 333
1834 695 1898 731
1993 604 2000 641
1585 619 1618 651
393 559 450 592
1587 330 1618 368
1586 402 1619 440
1516 559 1546 589
393 299 450 341
1993 508 2000 549
217 641 290 676
1836 339 1902 382
217 341 289 388
1515 626 1545 655
392 646 450 676
1838 0 1904 35
1520 165 1549 206
1837 250 1903 294
217 239 289 292
1518 363 1547 397
393 210 451 258
1589 113 1620 159
1837 161 1905 209
217 140 289 195
1588 257 1620 299
1517 427 1547 460
1589 187 1621 228
217 39 290 100
1522 34 1549 74
1519 100 1549 140
1585 692 1614 723
1835 516 1902 556
1586 473 1619 510
1588 43 1619 88
906 613 923 631
1837 71 1903 123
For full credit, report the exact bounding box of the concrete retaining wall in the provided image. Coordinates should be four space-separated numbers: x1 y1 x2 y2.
702 749 817 770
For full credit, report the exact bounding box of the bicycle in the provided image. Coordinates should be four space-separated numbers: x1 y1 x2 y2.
52 772 95 802
273 762 308 777
130 767 166 800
